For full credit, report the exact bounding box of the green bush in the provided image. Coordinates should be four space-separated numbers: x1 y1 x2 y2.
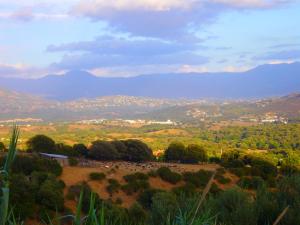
147 170 158 177
211 188 256 225
238 176 265 190
183 170 213 188
128 203 147 223
36 176 64 211
122 180 150 195
138 189 163 209
215 174 231 184
9 174 36 219
68 157 79 166
172 183 197 197
11 155 62 176
122 172 150 195
123 172 149 182
157 167 182 184
67 182 102 213
106 179 121 195
89 172 106 181
250 158 277 179
150 192 177 225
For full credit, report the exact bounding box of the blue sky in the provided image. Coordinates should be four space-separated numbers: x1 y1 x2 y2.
0 0 299 78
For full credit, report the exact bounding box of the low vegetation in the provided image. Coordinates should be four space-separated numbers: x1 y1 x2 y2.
1 124 300 225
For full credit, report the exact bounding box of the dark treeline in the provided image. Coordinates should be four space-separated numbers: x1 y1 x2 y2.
25 135 153 162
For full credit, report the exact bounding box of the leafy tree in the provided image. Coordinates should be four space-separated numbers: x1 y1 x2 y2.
88 141 120 160
184 144 208 163
122 139 153 162
26 135 55 153
55 143 79 157
164 141 185 162
73 143 88 157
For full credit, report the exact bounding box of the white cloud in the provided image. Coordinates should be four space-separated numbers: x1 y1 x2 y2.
0 63 58 78
70 0 292 39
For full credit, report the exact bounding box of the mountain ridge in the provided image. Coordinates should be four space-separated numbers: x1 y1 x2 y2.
0 62 299 101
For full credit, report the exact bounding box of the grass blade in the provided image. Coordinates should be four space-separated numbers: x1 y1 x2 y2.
189 171 216 225
273 206 289 225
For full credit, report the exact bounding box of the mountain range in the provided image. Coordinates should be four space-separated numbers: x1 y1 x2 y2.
0 62 299 101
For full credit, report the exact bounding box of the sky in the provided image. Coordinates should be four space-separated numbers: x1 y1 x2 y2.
0 0 300 78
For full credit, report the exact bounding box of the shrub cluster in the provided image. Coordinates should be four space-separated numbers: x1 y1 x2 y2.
9 155 62 176
183 170 213 188
89 172 106 181
106 179 121 196
157 167 182 184
122 172 150 195
221 151 278 180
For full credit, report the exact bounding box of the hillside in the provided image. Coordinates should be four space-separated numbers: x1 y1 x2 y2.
0 62 299 100
0 87 300 122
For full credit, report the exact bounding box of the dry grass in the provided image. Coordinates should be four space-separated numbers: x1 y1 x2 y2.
60 162 222 209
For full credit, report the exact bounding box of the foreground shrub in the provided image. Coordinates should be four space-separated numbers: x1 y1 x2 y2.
211 188 256 225
157 167 182 184
36 176 64 211
11 155 62 176
9 174 36 219
67 182 102 213
150 192 177 225
172 183 197 197
138 188 163 209
128 203 147 223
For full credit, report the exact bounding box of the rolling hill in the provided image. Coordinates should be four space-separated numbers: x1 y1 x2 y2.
0 87 300 123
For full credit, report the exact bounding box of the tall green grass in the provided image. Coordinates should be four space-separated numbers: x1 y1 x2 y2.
0 125 19 225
